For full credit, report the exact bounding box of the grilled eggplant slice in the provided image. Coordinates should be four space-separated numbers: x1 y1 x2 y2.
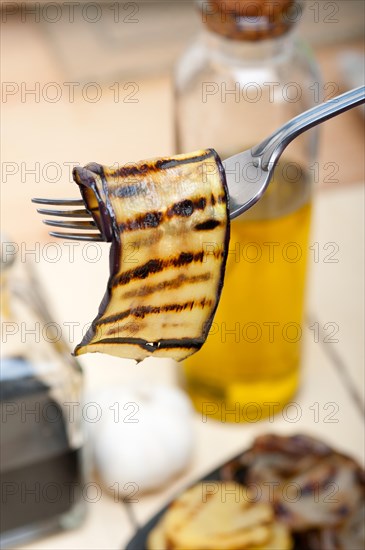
73 149 230 362
221 433 365 548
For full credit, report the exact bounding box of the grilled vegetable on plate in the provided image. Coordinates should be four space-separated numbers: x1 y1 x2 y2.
125 434 364 550
147 482 292 550
72 149 230 362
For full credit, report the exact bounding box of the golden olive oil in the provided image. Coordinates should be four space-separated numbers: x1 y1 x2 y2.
183 161 312 422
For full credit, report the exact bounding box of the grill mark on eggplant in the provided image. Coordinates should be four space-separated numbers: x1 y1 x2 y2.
154 151 211 171
166 197 206 218
114 250 222 287
194 219 221 231
118 197 208 232
119 211 163 232
109 183 148 199
112 321 143 335
100 298 213 328
108 150 212 179
84 337 204 351
121 272 212 299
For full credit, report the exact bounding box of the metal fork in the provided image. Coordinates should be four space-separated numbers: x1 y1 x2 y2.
33 85 365 239
31 197 104 241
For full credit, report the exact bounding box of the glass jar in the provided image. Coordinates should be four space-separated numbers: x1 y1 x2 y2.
0 238 85 546
174 0 321 421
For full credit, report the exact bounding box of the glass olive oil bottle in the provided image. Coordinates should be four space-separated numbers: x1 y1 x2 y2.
174 0 321 420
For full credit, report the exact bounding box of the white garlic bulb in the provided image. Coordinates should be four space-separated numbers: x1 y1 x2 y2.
89 384 195 496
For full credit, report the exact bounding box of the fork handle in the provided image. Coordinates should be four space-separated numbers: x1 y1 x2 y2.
251 85 365 171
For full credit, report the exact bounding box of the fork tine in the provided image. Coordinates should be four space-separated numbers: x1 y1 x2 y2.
32 198 84 206
43 219 97 230
33 197 106 241
36 208 91 218
49 231 104 242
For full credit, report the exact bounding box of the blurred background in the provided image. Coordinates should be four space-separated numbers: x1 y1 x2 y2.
1 1 364 549
2 0 364 238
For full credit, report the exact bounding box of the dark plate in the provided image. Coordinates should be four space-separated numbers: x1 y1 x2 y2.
125 455 316 550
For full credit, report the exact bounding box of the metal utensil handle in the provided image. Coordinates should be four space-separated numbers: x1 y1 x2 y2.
252 85 365 170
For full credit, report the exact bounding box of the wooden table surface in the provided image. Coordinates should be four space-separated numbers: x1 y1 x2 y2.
1 20 364 550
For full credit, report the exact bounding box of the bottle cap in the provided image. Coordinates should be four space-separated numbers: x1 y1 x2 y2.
199 0 303 41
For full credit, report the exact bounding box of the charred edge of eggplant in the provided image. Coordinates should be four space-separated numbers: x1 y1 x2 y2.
91 163 127 356
74 149 230 360
76 336 204 352
198 148 230 342
108 149 212 179
73 163 121 357
72 165 113 242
